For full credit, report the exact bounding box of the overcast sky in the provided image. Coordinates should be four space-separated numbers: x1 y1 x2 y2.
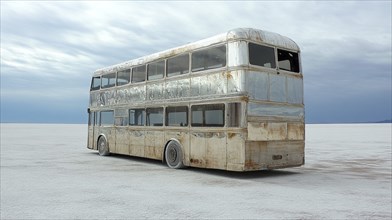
1 1 391 124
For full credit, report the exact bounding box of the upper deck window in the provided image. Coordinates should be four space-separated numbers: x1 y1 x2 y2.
249 43 276 69
117 69 130 86
101 73 116 89
132 65 146 83
91 77 101 91
191 45 226 72
167 54 189 77
147 60 165 80
278 49 300 73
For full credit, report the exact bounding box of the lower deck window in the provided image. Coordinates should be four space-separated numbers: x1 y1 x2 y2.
191 104 224 127
100 110 114 126
146 108 163 126
129 109 145 126
166 106 188 127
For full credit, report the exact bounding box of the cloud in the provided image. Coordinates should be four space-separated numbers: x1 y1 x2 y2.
1 1 391 123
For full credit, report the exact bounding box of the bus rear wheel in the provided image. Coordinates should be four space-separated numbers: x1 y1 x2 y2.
165 141 185 169
98 136 110 156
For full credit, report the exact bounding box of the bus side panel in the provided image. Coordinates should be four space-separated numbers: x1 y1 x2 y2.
115 127 129 155
129 129 145 157
147 82 164 101
165 78 190 100
248 122 287 141
145 130 165 160
206 132 227 170
93 127 100 150
245 141 304 170
226 132 246 171
190 73 226 97
227 70 244 94
190 132 207 168
164 130 190 166
87 126 93 149
98 127 116 153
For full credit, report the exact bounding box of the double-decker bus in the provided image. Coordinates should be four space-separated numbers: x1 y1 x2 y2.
87 28 304 171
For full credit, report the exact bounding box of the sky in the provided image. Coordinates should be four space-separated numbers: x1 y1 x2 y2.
1 1 391 124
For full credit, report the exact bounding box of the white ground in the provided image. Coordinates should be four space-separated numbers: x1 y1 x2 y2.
1 123 391 219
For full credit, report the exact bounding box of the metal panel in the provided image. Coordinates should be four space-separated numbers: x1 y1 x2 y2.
245 71 269 100
129 129 145 157
287 76 303 104
165 78 190 100
116 88 131 105
248 103 304 118
190 132 207 168
269 74 286 102
227 41 248 67
129 85 146 103
226 132 245 171
147 82 164 101
144 130 165 160
206 132 226 169
115 127 129 155
287 123 305 140
227 70 244 94
247 122 287 141
190 73 226 97
245 141 304 170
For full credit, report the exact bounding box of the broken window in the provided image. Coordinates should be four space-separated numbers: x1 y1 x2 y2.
278 49 300 73
166 106 188 127
191 45 226 72
248 43 276 68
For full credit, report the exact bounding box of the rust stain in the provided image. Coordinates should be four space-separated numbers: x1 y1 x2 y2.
225 71 233 80
228 132 236 139
244 160 260 169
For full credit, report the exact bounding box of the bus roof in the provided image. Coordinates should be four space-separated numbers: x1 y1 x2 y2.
94 28 300 75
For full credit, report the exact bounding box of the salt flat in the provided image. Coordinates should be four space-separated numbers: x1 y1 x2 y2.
1 123 391 219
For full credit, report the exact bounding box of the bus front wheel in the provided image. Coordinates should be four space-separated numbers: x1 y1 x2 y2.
165 141 185 169
98 136 110 156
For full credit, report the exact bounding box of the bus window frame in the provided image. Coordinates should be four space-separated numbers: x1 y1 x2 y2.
191 44 227 73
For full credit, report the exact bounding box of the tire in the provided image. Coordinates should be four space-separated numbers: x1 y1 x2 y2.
165 141 185 169
98 136 110 156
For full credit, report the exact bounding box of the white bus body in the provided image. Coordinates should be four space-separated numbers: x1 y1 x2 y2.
87 28 304 171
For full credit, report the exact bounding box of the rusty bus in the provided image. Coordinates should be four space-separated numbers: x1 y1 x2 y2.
87 28 304 171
